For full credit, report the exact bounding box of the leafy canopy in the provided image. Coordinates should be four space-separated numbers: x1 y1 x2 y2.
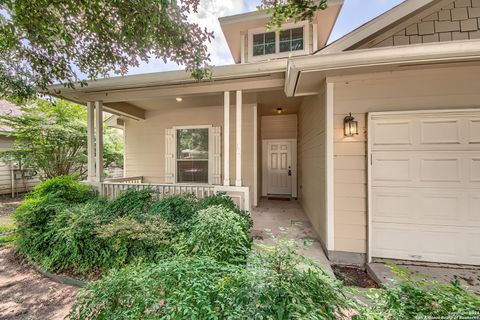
259 0 328 30
0 0 213 102
0 99 123 179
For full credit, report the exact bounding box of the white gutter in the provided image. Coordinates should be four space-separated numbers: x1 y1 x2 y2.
285 39 480 96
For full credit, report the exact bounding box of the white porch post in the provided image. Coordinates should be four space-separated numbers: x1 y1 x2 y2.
95 101 104 182
87 102 96 182
223 91 230 186
235 90 242 187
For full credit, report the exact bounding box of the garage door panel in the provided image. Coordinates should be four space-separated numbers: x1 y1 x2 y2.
372 187 476 227
469 119 480 144
373 152 480 188
420 119 460 145
372 121 412 146
370 110 480 265
372 223 480 265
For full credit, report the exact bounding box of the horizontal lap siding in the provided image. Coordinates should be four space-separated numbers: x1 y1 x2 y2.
332 65 480 254
298 91 327 245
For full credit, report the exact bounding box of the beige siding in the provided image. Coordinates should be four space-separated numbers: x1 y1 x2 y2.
366 0 480 48
0 136 38 195
332 65 480 253
124 103 256 200
261 115 297 140
298 90 327 245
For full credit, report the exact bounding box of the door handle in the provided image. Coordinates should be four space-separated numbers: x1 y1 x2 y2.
288 169 292 176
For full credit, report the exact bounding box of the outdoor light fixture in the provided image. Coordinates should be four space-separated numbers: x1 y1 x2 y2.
276 107 283 114
176 97 183 102
344 112 358 137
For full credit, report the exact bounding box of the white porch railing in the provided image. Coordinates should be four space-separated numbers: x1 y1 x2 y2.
99 177 250 211
104 176 144 184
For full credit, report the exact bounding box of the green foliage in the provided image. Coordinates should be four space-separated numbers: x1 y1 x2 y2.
196 192 253 230
149 194 196 227
96 215 173 266
356 266 480 320
36 200 113 274
0 99 124 179
69 245 348 320
175 205 251 265
28 176 95 203
259 0 327 30
0 0 212 102
103 188 153 220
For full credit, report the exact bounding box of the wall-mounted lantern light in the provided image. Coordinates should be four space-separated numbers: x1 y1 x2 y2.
344 112 358 137
276 107 283 114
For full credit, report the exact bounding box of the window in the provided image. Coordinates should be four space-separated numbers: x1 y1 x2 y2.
253 32 276 56
279 27 304 52
176 128 208 183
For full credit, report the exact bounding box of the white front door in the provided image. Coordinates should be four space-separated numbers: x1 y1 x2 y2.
267 140 292 195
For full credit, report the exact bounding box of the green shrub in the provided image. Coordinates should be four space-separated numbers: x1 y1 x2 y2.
15 177 96 261
175 205 251 264
27 175 95 203
196 193 253 231
149 194 195 226
103 188 153 220
37 200 113 274
68 246 348 320
356 266 480 320
97 215 173 266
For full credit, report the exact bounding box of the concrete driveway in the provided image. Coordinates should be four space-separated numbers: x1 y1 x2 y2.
368 260 480 294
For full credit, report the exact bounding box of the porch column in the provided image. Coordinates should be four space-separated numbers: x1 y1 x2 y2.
86 102 96 182
95 101 104 182
235 90 242 187
223 91 230 186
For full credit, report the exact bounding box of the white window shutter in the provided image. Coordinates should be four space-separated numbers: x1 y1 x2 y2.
165 128 175 183
209 126 222 185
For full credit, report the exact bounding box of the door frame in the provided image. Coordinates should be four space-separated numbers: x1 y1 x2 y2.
261 139 297 198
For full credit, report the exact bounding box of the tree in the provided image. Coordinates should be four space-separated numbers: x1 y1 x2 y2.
0 0 213 102
259 0 327 30
0 98 123 179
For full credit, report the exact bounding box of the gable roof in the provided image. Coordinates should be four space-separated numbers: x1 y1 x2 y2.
317 0 452 54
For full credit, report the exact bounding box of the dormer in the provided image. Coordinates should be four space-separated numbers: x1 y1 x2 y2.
219 1 343 64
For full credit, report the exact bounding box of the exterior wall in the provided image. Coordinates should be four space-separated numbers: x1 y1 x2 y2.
261 115 297 140
124 102 256 202
298 90 327 245
331 65 480 254
0 136 38 195
372 0 480 48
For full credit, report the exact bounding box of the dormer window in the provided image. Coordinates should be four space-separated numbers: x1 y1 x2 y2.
253 32 276 56
280 27 304 52
247 22 309 62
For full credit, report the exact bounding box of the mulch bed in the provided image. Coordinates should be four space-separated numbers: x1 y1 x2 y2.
333 265 379 289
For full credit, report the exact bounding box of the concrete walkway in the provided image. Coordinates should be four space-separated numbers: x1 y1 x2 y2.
251 198 333 276
368 261 480 294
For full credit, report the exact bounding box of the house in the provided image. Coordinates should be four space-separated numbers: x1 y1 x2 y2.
51 0 480 267
0 100 39 196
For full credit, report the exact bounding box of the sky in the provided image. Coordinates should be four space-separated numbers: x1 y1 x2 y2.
127 0 405 75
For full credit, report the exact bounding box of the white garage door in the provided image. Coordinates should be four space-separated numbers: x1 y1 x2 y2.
369 110 480 265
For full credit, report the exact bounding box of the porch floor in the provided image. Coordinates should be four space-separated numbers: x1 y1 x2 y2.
251 198 333 276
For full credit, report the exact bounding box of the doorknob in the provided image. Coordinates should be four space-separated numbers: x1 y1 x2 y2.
288 169 292 176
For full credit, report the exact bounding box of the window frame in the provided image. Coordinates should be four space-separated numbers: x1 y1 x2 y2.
173 125 212 185
247 21 309 62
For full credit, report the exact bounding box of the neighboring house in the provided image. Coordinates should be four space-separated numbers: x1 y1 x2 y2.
0 100 39 196
51 0 480 266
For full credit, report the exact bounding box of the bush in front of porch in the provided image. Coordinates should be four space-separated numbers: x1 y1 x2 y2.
14 176 252 277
